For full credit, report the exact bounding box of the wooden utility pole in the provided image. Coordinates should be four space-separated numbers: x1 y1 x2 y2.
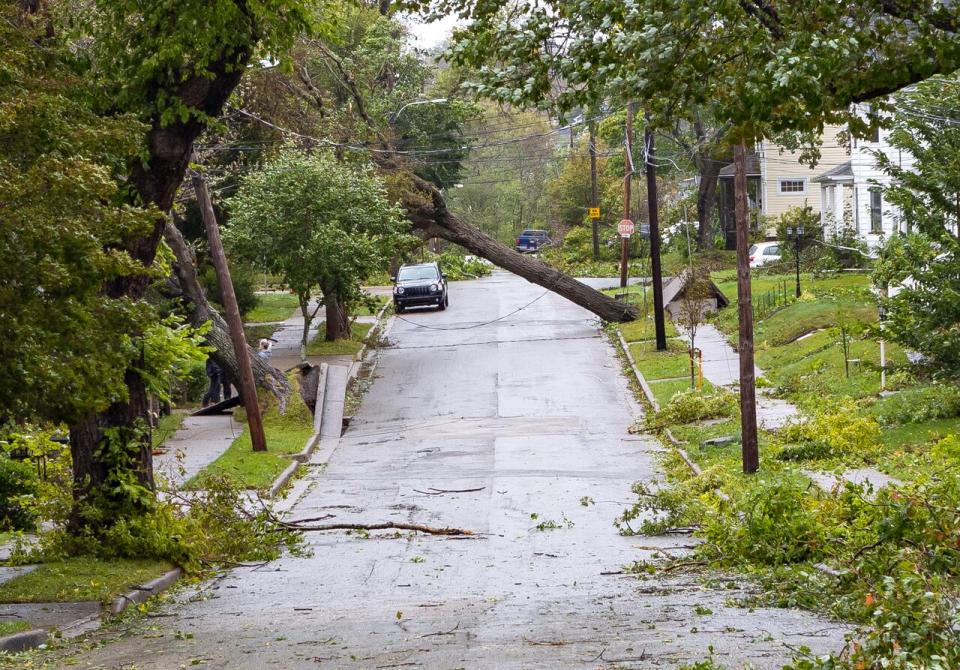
192 169 268 453
589 122 600 260
646 126 668 351
620 103 633 288
733 143 759 473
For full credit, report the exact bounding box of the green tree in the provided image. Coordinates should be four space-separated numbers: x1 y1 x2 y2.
0 5 152 427
226 150 407 352
434 0 960 140
874 78 960 377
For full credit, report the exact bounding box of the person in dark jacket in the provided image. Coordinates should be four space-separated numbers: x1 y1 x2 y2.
203 356 222 407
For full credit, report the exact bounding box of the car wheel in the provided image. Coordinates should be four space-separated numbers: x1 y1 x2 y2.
445 295 450 308
395 303 404 314
438 296 446 311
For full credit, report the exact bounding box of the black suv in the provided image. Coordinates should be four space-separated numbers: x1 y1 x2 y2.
392 262 449 313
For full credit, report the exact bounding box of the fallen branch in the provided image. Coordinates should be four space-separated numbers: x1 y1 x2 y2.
421 622 460 638
412 486 486 495
287 522 473 536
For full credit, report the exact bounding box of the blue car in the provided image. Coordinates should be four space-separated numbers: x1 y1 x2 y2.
515 229 551 253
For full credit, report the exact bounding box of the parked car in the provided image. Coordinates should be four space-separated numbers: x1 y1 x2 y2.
749 241 783 267
515 229 551 253
392 262 449 313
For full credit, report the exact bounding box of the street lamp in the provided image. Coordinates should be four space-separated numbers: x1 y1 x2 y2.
387 98 448 127
786 225 804 298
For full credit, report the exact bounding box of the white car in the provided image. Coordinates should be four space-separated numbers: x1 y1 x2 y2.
749 241 783 267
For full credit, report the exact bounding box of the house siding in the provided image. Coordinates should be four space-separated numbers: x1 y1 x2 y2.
759 125 850 226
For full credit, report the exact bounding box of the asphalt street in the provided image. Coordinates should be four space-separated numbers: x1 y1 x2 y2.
75 272 848 669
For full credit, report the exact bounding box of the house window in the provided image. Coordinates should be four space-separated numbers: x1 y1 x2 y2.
778 178 807 195
869 189 883 234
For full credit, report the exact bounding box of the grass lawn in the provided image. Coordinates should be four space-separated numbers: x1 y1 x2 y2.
306 322 373 357
187 379 315 490
151 412 185 449
619 315 678 342
354 295 386 316
246 293 299 323
629 340 690 380
0 620 32 636
244 323 279 348
0 532 11 546
0 557 172 605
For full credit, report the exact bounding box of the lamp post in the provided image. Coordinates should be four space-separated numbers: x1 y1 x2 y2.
387 97 448 127
786 225 804 298
878 303 887 392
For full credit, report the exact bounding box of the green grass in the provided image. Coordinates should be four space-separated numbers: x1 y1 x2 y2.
151 412 185 449
0 532 11 546
244 323 278 348
245 293 299 323
187 380 315 490
630 340 690 380
305 322 373 357
0 557 172 604
0 620 32 636
619 315 678 342
354 295 386 316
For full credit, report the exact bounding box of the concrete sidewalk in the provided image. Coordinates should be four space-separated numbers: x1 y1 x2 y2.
680 323 798 429
154 413 241 489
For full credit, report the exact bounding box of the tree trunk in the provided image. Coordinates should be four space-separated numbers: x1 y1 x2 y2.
324 294 350 341
391 167 639 322
298 294 312 363
164 219 291 404
696 156 725 249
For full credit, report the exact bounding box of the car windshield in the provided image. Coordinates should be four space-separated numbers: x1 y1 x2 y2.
398 266 438 281
523 230 546 238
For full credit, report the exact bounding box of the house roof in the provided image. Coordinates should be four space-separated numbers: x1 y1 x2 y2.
812 160 854 183
661 270 730 308
718 153 760 178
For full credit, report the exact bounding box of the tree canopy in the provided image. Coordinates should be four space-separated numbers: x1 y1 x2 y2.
427 0 960 140
226 149 407 347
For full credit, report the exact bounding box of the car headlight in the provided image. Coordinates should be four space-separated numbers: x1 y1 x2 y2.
395 287 405 295
430 284 438 292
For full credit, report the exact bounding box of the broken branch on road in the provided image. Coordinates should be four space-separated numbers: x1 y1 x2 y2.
284 521 473 536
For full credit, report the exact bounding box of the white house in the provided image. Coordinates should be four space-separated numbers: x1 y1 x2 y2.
814 107 915 249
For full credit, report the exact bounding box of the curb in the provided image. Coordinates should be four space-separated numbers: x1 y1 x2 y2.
0 627 47 653
616 331 660 412
110 567 183 616
0 567 183 653
349 300 391 383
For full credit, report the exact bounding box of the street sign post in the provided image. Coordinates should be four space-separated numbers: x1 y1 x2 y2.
618 218 635 237
588 207 600 219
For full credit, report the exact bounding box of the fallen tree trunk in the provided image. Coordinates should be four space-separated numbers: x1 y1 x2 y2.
391 168 639 322
164 218 291 406
286 521 473 536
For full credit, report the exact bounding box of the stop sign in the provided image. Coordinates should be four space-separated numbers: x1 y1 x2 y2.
618 219 635 237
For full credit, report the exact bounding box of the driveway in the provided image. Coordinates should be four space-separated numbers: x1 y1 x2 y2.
74 272 847 669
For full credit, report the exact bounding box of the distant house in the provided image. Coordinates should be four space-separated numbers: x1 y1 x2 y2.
813 107 914 249
718 113 913 251
661 270 730 320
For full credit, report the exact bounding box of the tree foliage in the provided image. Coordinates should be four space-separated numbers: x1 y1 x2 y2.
0 5 154 425
873 78 960 377
225 149 408 348
427 0 960 140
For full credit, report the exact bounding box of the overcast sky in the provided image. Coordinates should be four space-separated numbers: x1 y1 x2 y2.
404 13 462 50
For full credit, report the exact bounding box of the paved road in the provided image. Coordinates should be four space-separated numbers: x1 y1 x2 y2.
75 273 846 669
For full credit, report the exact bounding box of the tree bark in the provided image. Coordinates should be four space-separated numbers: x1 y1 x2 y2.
324 294 350 341
164 219 291 405
696 156 725 249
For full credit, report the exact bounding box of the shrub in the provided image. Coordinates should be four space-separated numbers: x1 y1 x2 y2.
778 403 881 462
648 388 739 429
872 384 960 426
0 457 40 531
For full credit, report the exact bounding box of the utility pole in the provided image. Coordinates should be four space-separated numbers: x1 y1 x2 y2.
620 104 634 288
646 124 668 351
589 122 600 260
192 168 268 453
734 143 758 473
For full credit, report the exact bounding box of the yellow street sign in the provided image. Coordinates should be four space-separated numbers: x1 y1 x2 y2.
588 207 600 218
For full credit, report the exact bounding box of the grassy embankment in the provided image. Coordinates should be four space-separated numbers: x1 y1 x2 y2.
0 557 173 605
